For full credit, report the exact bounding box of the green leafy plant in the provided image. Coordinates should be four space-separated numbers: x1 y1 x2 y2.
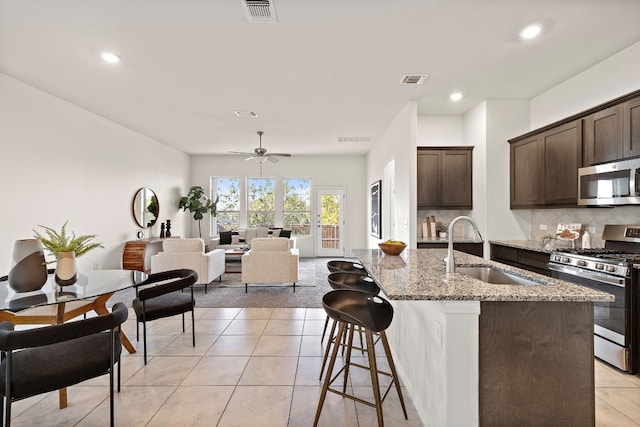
33 221 104 263
179 186 219 238
436 222 449 233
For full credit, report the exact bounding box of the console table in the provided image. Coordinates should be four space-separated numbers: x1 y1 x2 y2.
122 238 178 272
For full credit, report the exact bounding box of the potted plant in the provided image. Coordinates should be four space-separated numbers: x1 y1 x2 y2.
179 186 219 238
437 222 449 239
33 221 104 285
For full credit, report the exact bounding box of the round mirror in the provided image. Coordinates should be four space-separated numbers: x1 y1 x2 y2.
132 188 159 228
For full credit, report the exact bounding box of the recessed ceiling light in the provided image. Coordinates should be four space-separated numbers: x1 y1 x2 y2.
449 92 463 102
519 24 542 40
100 51 122 64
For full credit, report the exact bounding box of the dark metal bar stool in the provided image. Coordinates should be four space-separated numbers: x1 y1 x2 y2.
319 272 381 378
314 289 407 427
326 260 368 275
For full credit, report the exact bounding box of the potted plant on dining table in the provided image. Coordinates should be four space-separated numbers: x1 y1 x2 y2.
33 221 104 285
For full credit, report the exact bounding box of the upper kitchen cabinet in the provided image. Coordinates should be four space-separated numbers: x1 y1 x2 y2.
510 135 543 207
623 97 640 159
583 104 623 166
417 147 473 209
510 120 582 208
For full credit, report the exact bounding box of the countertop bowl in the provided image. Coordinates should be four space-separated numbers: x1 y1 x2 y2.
378 242 407 256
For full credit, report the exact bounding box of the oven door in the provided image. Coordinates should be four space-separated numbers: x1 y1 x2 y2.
550 263 631 372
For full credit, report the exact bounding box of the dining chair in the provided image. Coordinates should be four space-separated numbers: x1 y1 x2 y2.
132 268 198 364
0 302 128 427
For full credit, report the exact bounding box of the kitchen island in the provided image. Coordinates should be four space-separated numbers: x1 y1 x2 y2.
353 248 613 427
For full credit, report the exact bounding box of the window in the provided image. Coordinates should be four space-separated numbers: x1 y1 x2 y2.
283 178 311 235
212 177 240 230
247 178 275 228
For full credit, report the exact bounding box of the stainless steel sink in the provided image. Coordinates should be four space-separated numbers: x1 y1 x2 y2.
456 266 545 286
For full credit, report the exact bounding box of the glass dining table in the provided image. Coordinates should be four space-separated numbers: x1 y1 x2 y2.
0 269 148 409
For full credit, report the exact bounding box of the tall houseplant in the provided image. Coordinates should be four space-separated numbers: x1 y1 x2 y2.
179 186 218 238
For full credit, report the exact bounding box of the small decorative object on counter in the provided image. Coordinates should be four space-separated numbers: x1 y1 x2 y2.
8 239 48 292
582 231 592 249
159 222 165 238
437 222 449 239
136 229 145 240
541 235 556 250
165 219 172 237
378 240 407 256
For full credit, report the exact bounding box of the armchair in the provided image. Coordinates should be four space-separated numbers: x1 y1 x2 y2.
0 302 128 427
150 238 224 293
241 238 299 293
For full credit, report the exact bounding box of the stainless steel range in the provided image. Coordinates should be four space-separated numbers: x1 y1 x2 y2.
549 224 640 373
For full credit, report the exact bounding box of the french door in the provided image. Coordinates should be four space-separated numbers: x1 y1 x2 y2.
315 188 345 257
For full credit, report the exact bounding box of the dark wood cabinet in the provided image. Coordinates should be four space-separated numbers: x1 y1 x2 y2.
510 120 581 208
417 147 473 209
623 97 640 159
543 120 583 204
509 89 640 209
417 241 483 257
416 150 441 207
490 243 550 276
510 135 542 207
584 104 623 165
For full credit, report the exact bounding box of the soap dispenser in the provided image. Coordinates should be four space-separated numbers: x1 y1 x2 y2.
582 230 592 249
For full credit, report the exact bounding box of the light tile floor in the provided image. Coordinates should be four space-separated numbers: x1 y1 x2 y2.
7 307 640 426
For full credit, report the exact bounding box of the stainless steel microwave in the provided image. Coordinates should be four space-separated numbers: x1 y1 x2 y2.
578 158 640 206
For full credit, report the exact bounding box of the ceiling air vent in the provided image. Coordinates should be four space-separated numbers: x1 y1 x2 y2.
399 74 429 85
234 111 259 118
338 137 372 143
243 0 278 23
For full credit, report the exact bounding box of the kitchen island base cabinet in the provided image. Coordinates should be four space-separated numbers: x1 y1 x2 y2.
386 299 595 427
480 301 594 427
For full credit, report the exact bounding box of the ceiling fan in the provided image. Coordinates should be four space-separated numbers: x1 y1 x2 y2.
230 131 292 164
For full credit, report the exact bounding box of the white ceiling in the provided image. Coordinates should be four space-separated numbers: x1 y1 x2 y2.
1 0 639 157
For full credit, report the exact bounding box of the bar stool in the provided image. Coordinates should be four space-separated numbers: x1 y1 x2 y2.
314 289 407 427
326 260 368 275
319 272 381 378
321 272 380 341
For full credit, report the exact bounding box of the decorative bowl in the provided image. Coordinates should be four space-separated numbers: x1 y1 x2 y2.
378 242 407 256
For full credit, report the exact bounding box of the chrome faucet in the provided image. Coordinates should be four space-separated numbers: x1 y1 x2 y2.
444 216 483 273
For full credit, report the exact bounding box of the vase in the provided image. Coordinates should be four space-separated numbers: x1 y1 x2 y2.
55 251 78 286
8 239 48 292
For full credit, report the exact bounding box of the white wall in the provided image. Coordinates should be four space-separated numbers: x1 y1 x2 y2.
189 154 367 257
366 102 416 247
0 73 190 273
484 100 531 243
531 41 640 128
417 116 465 147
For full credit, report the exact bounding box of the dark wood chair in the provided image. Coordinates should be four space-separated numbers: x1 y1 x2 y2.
0 302 128 427
132 269 198 365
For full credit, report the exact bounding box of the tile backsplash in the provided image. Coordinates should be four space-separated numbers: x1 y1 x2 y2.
418 206 640 247
417 209 473 239
530 206 640 248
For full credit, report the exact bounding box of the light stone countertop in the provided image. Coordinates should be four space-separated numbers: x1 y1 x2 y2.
352 248 613 302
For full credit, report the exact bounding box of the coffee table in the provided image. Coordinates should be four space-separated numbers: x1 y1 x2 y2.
225 247 249 273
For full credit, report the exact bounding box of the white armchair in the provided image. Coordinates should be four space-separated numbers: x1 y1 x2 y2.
150 238 225 293
241 238 299 293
